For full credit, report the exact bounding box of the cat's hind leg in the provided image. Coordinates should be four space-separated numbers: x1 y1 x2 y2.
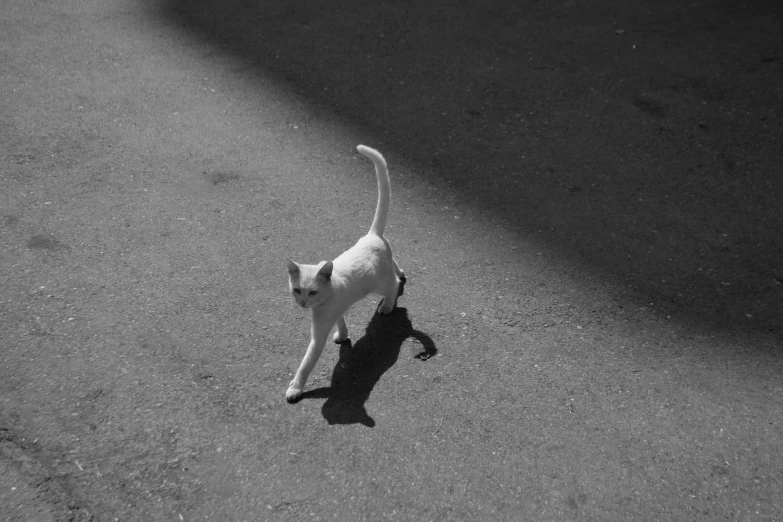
392 257 406 296
333 315 349 343
393 257 405 282
377 275 401 315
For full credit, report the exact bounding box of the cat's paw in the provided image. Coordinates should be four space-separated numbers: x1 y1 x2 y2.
377 298 395 315
286 381 303 403
333 331 349 343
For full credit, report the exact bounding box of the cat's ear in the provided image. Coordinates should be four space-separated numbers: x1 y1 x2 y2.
317 261 333 280
286 258 300 275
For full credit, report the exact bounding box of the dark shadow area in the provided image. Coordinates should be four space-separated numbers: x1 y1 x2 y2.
299 307 436 427
160 0 783 335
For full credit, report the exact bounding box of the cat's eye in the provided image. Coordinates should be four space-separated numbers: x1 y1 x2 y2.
308 290 318 296
293 288 301 294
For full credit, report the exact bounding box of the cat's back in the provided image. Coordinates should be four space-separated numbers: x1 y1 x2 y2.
333 233 391 275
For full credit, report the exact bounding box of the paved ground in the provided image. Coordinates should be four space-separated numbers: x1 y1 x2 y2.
1 0 781 520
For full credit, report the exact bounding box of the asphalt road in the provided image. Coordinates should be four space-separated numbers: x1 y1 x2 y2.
1 0 781 520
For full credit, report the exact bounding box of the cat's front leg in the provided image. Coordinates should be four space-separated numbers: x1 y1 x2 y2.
286 320 330 402
333 315 348 343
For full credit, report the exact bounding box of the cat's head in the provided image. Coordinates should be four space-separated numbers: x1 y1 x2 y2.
285 259 333 309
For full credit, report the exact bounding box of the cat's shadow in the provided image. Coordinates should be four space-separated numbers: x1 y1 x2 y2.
299 307 436 427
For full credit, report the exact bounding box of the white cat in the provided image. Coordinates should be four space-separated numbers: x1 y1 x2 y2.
285 145 406 402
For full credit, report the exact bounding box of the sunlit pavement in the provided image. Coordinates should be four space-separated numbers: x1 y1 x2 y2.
1 0 781 520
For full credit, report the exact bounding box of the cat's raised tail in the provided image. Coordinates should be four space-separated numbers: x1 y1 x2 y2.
357 145 390 237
